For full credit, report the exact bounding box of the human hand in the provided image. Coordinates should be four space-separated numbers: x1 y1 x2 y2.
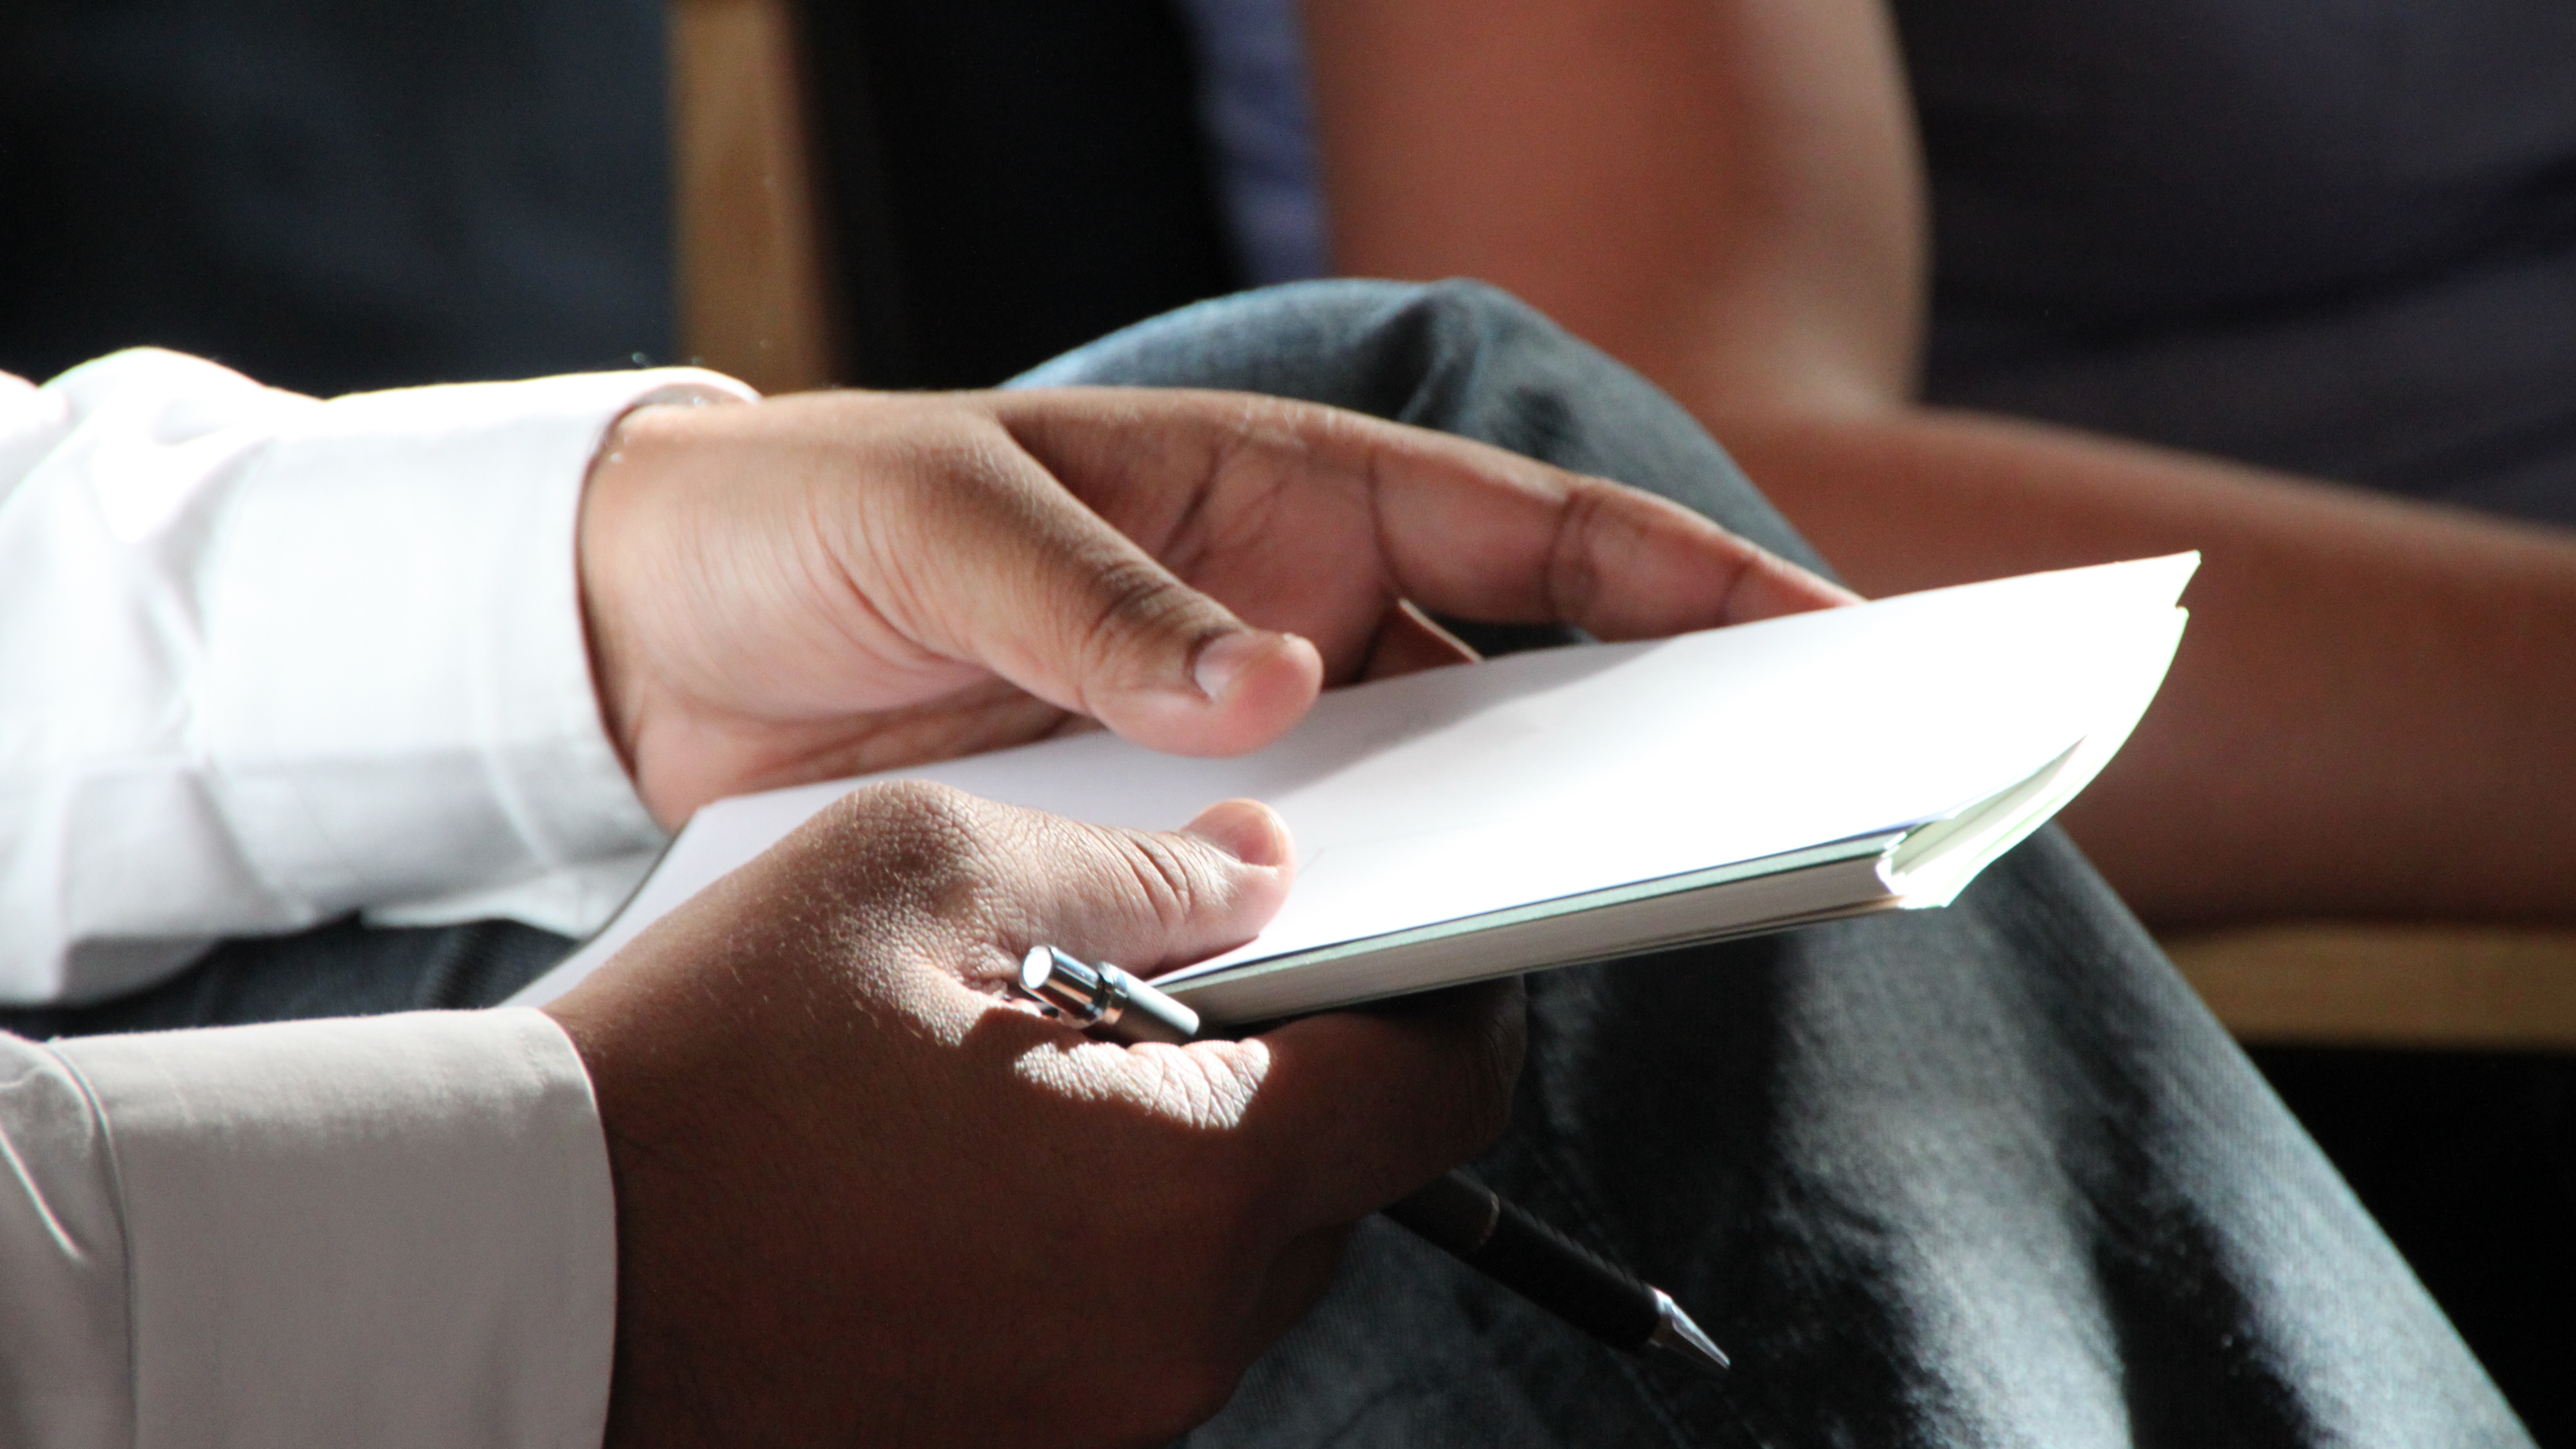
542 783 1523 1448
578 387 1851 827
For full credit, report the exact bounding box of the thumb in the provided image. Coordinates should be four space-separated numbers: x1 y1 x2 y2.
874 437 1324 756
986 796 1299 980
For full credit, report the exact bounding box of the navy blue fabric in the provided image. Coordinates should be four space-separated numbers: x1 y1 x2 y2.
1898 0 2576 526
0 918 574 1042
1164 0 2576 525
0 1 675 397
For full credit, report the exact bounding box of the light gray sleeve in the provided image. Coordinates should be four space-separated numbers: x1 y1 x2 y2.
3 1008 616 1449
0 1029 134 1446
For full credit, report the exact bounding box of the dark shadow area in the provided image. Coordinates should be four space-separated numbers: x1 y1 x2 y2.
2252 1047 2576 1445
0 0 673 396
1532 939 1912 1449
2091 1178 2318 1446
0 917 574 1042
799 0 1245 389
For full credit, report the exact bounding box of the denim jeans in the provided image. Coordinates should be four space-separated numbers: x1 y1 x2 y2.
1027 281 2527 1448
5 280 2528 1447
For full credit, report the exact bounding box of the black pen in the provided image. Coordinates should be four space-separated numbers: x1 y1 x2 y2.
1013 945 1730 1377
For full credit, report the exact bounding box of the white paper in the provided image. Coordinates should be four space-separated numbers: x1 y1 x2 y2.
511 555 2197 1008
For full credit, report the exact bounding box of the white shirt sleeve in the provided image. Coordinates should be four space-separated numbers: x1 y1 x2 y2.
0 1008 616 1449
0 349 756 1006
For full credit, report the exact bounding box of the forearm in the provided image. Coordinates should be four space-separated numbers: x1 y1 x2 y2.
1715 404 2576 928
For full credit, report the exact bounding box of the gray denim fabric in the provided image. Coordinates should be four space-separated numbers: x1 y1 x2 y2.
4 280 2527 1447
1025 280 2530 1448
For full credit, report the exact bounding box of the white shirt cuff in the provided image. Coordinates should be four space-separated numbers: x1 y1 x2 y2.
54 1009 615 1449
198 368 750 926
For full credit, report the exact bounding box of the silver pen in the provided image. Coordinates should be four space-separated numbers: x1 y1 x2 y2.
1014 945 1730 1377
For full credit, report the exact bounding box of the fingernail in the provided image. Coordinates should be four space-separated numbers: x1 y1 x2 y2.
1190 630 1270 703
1182 798 1291 868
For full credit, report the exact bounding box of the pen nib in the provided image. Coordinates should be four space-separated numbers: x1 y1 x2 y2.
1646 1290 1731 1377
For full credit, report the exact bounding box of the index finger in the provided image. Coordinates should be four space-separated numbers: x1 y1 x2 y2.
984 388 1855 641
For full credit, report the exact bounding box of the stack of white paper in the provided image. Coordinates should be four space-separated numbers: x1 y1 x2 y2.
512 556 2195 1023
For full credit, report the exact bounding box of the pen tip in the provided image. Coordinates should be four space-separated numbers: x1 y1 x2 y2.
1647 1290 1731 1377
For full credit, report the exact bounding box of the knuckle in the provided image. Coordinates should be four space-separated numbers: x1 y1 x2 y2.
1545 476 1619 623
1107 828 1215 931
1424 275 1542 330
1461 995 1529 1149
1416 1067 1513 1171
822 780 999 918
1209 394 1361 494
840 778 981 850
1075 557 1203 679
1408 984 1526 1160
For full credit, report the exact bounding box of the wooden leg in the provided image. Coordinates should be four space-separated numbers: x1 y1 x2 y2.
668 0 838 394
2164 921 2576 1049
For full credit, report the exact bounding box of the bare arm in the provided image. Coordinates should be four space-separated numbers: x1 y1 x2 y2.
1305 0 2576 927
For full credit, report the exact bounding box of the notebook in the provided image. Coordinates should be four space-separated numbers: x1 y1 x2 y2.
511 555 2195 1023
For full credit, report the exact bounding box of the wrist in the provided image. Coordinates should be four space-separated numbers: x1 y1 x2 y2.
577 408 653 781
577 398 743 821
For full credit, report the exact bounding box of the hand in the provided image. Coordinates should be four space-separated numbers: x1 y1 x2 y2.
543 784 1523 1447
578 387 1851 826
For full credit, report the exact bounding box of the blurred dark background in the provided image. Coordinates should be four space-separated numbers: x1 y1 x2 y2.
798 0 1241 389
0 0 1246 395
0 0 676 394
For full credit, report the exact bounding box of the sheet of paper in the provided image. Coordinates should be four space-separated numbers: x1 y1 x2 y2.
511 555 2195 1007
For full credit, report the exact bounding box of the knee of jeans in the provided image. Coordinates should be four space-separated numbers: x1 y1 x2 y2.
1412 276 1555 335
1297 276 1563 355
1187 276 1560 356
1401 279 1602 389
